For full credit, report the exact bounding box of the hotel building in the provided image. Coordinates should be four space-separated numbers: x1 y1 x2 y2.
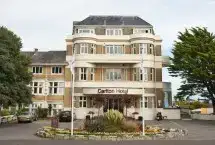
24 16 179 120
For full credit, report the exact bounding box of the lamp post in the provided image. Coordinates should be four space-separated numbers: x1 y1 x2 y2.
141 45 145 136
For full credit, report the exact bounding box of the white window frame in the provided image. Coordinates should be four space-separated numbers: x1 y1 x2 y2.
149 44 153 54
49 82 64 95
133 29 150 34
105 45 123 54
32 66 43 74
106 29 122 36
80 43 88 54
78 29 95 34
139 43 147 54
140 97 148 108
143 68 148 81
105 68 122 81
90 44 96 54
51 66 62 74
133 68 137 81
31 81 44 95
79 96 87 108
79 68 87 81
90 68 95 81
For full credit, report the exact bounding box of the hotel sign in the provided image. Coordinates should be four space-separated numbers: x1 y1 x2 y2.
97 88 128 94
83 88 142 95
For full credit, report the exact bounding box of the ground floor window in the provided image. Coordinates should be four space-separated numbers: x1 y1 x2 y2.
140 97 148 108
79 96 87 107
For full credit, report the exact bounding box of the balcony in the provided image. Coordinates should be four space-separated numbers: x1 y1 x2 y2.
75 54 161 64
66 33 161 42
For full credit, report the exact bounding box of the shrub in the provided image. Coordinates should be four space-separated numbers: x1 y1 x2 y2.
84 116 105 132
0 109 10 116
104 124 121 133
104 109 124 125
121 120 138 132
37 107 48 118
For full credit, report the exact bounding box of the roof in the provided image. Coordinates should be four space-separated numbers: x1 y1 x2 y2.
74 15 152 26
21 50 67 64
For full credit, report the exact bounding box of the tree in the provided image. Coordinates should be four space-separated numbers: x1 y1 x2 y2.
168 27 215 114
0 26 32 109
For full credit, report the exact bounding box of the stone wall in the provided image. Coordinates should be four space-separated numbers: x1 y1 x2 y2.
191 114 215 120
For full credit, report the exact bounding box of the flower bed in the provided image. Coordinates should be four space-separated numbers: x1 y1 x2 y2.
35 126 188 140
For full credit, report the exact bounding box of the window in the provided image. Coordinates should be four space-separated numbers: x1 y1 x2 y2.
52 66 62 74
90 68 95 81
139 44 147 54
79 96 87 107
133 29 150 34
78 29 94 34
133 68 139 81
106 29 122 36
149 68 154 81
131 44 138 54
105 45 123 54
90 97 94 107
140 97 148 108
32 66 42 74
79 68 87 81
149 44 153 54
105 69 122 81
49 82 64 95
31 82 44 95
90 44 96 54
144 68 148 81
80 43 88 54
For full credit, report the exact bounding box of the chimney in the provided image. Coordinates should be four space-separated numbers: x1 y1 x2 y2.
34 48 38 55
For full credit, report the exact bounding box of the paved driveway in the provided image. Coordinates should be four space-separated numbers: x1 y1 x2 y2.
1 119 215 140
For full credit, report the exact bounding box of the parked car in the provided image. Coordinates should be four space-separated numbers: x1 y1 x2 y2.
17 111 38 123
58 111 76 122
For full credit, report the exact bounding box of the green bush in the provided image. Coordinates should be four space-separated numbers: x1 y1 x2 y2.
104 109 124 125
37 107 48 118
0 109 10 116
121 120 138 132
85 116 106 132
104 124 121 133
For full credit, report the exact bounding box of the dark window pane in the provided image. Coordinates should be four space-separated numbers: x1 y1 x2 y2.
36 67 39 73
40 67 42 73
84 74 86 80
34 88 37 93
54 82 58 86
79 102 82 107
54 88 57 94
52 67 55 73
34 82 38 86
59 67 62 73
39 88 42 93
49 88 52 94
83 102 86 107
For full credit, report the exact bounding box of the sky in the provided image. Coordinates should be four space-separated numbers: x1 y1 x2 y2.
1 0 215 98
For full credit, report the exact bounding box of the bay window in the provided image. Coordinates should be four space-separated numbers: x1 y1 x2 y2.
52 66 62 74
49 82 64 95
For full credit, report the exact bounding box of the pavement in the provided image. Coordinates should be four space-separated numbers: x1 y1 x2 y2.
1 119 215 140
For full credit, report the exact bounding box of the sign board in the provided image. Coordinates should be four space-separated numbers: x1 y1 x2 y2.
83 88 142 95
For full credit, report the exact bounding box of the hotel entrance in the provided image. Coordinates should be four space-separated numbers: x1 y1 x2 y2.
103 97 123 113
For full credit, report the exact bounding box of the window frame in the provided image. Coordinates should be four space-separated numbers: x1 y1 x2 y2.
31 81 44 95
32 66 43 74
80 43 89 54
49 81 64 95
139 43 147 54
105 45 123 54
90 68 95 81
140 97 148 108
105 68 122 81
78 29 95 34
106 29 122 36
51 66 62 74
79 96 87 108
79 68 87 81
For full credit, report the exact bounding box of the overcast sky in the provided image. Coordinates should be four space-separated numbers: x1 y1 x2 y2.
1 0 215 98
